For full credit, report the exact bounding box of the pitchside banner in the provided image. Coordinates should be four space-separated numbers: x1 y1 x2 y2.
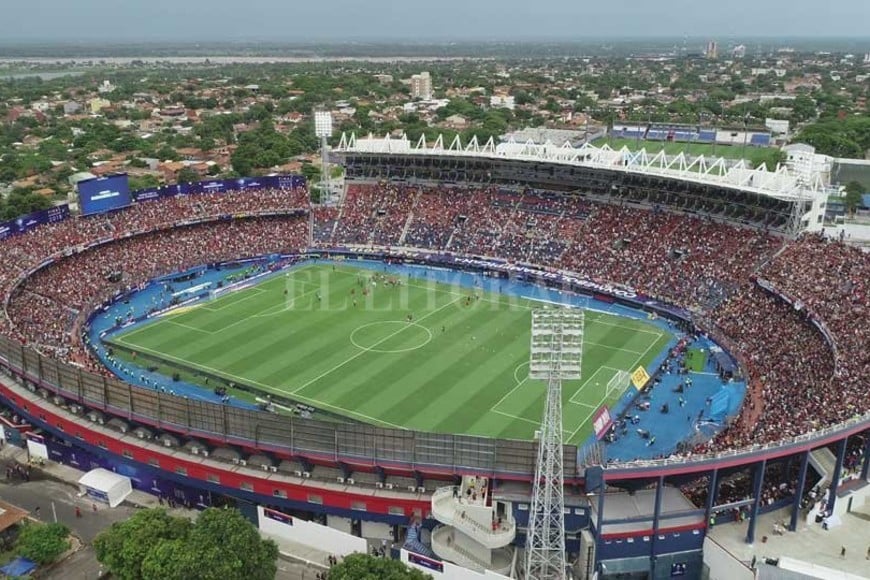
631 366 651 390
592 405 614 440
263 507 294 526
407 552 444 573
0 204 70 241
131 175 305 202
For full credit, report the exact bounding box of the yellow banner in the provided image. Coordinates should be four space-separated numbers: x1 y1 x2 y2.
631 366 651 390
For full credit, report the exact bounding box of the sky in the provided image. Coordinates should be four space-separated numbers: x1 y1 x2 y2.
2 0 868 42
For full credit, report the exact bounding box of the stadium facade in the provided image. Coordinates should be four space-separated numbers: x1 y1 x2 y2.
0 137 867 580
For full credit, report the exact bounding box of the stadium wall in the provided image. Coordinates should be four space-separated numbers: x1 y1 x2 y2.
1 173 868 576
256 505 368 556
400 548 512 579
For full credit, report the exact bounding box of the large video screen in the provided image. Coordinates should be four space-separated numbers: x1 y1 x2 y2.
78 174 132 216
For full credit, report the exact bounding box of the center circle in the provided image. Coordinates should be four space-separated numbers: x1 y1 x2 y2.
350 321 433 354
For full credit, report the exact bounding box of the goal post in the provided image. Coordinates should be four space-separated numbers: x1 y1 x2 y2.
605 370 632 399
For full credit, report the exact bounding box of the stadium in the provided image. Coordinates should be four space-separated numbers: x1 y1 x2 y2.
0 134 867 579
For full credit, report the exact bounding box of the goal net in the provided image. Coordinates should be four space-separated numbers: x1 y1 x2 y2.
605 370 632 399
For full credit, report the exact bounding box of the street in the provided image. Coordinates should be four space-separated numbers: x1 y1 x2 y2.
0 471 321 579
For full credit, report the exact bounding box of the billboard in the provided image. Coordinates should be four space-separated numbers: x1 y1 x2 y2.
631 366 651 390
0 205 70 241
76 173 132 215
78 174 132 216
130 175 306 203
592 405 613 440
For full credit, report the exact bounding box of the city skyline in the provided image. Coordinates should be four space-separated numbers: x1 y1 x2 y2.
1 0 868 42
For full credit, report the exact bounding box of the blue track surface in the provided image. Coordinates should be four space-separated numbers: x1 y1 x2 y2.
86 257 746 460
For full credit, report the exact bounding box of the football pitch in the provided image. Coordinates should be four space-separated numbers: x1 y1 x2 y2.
595 137 779 165
108 264 672 445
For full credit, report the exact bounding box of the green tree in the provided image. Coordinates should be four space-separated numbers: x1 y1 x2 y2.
748 148 787 170
0 190 54 220
94 508 192 580
301 162 321 184
176 167 201 184
15 522 70 565
95 508 277 580
843 181 865 214
128 174 160 192
329 553 432 580
798 116 870 158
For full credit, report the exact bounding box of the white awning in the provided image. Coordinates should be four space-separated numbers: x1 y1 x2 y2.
78 468 132 508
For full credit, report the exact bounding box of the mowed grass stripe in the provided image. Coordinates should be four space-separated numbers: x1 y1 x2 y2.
322 301 483 412
111 264 674 443
283 279 460 394
295 293 463 402
395 308 529 430
359 306 528 432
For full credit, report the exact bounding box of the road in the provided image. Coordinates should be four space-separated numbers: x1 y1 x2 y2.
0 470 322 579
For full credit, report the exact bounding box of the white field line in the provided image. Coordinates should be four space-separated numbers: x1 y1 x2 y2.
491 377 530 413
290 296 463 395
567 366 622 405
166 320 212 334
196 265 320 312
331 267 664 336
111 337 406 429
251 285 324 319
205 285 324 335
565 331 666 443
199 286 266 312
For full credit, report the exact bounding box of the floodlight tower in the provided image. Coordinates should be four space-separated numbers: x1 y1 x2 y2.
525 308 585 580
314 110 333 203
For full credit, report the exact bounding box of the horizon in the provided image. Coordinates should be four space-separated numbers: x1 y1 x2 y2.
1 0 868 43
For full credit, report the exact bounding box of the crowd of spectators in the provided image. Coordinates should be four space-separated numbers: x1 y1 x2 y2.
322 183 780 311
317 182 868 457
0 186 308 367
7 216 308 370
699 285 837 451
697 234 868 454
1 179 867 461
682 460 821 510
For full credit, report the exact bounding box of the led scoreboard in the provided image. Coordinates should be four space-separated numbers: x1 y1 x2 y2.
77 174 132 216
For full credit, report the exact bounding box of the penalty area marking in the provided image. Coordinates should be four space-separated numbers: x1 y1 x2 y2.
349 321 433 354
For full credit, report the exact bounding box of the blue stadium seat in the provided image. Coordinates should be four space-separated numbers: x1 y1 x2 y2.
674 131 698 142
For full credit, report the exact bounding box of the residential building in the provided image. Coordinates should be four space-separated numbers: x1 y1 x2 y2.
705 41 718 60
443 115 469 130
374 74 394 85
89 98 111 114
490 95 516 111
411 72 432 100
63 101 82 116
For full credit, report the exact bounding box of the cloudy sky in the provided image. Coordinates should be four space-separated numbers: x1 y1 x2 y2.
2 0 867 41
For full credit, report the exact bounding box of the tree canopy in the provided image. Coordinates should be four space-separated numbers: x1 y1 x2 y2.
15 522 70 565
843 181 865 213
797 116 870 159
94 507 277 580
328 553 432 580
0 188 54 221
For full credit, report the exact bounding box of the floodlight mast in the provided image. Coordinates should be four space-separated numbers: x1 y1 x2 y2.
314 111 333 204
525 308 584 580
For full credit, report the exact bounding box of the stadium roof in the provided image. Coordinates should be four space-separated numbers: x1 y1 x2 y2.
338 133 827 202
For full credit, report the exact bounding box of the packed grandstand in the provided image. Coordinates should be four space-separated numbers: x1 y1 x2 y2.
0 159 867 468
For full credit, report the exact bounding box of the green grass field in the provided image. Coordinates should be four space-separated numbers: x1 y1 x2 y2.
684 348 708 373
595 137 778 166
108 264 672 444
